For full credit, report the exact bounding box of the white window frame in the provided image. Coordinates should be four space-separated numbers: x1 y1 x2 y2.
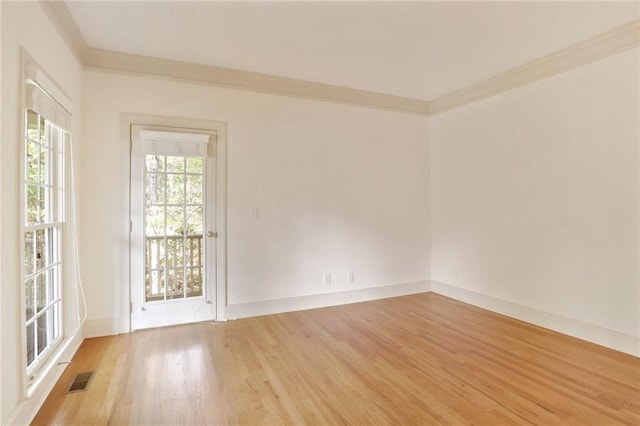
22 111 66 380
19 53 73 390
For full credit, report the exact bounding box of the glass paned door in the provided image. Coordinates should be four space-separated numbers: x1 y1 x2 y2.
130 126 216 330
144 155 204 301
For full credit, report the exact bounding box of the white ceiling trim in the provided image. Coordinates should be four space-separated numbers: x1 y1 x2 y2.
39 1 639 116
82 48 429 115
39 0 87 63
429 19 640 115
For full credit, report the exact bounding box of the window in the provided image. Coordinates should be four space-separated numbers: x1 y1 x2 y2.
22 68 70 378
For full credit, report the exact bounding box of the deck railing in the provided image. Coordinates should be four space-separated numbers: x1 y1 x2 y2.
145 234 203 301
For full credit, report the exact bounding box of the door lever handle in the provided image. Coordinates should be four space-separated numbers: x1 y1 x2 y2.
207 231 217 238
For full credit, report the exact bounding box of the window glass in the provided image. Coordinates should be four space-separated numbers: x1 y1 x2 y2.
23 109 65 373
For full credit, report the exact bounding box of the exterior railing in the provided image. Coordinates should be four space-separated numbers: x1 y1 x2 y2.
145 234 203 301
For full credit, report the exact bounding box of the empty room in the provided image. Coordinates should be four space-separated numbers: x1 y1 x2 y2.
1 0 639 424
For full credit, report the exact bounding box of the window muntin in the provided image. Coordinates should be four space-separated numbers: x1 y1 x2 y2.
23 108 65 374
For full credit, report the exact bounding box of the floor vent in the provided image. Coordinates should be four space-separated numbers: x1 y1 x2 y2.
66 371 94 393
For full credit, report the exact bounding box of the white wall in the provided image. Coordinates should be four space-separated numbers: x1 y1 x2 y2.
80 71 430 332
1 2 84 423
430 48 639 348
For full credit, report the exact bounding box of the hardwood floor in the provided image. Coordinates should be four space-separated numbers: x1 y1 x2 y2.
33 293 639 425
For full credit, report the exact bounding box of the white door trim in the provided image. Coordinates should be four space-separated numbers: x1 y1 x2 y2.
121 113 227 332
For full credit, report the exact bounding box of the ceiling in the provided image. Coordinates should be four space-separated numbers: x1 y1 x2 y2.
66 1 639 100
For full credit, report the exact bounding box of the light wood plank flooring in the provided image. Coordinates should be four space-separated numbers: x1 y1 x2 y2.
33 293 640 425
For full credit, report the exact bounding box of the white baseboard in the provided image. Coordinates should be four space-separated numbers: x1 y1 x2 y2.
82 281 431 336
5 330 84 425
227 280 431 319
430 280 639 357
83 318 121 338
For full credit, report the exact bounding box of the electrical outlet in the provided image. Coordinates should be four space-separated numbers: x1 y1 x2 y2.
323 273 332 285
348 272 355 284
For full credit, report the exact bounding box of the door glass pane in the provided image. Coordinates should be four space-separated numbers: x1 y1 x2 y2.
166 156 184 173
167 237 184 269
187 268 203 297
186 234 203 298
145 231 165 302
165 206 184 235
186 175 203 204
146 155 164 172
166 174 185 205
186 206 203 235
186 157 202 174
145 206 165 236
144 155 205 302
146 270 164 302
145 173 165 205
167 269 183 299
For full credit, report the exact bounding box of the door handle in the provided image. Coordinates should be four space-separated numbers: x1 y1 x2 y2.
207 231 217 238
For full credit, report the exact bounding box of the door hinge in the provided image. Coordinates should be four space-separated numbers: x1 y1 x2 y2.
130 301 133 314
130 221 133 233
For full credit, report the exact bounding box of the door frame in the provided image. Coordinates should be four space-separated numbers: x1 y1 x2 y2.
121 113 227 332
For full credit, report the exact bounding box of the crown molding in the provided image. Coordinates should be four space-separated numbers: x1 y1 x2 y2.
428 19 640 115
40 1 639 116
82 48 429 115
40 0 427 115
39 0 87 63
